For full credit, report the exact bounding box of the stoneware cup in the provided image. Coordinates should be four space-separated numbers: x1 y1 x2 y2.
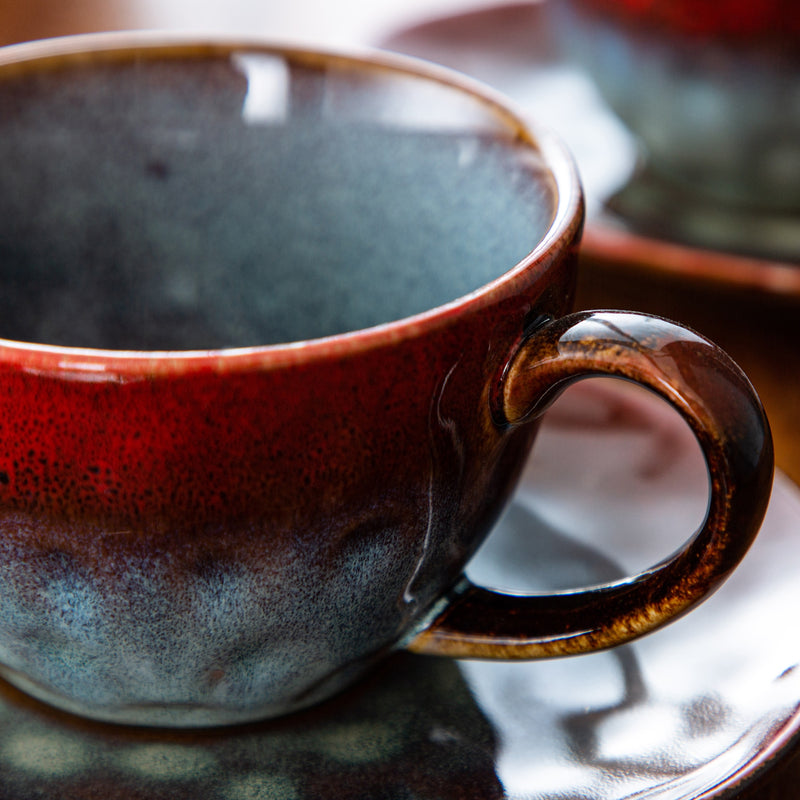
549 0 800 212
0 34 773 727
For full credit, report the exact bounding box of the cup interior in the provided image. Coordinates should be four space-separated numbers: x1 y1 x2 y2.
0 44 558 351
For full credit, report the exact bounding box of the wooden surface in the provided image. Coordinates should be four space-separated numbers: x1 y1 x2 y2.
576 253 800 799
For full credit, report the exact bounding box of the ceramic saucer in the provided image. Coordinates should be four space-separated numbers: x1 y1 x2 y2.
0 378 796 799
378 1 800 297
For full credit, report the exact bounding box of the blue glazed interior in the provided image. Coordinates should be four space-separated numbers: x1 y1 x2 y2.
0 53 556 350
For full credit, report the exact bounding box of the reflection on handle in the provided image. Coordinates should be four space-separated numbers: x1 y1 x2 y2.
406 311 773 659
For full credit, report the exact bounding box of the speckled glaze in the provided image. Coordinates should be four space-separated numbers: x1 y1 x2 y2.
0 34 772 727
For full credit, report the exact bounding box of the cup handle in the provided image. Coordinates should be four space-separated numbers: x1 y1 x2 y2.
405 310 773 659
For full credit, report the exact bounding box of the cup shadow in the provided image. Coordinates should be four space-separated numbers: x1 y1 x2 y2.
0 643 505 799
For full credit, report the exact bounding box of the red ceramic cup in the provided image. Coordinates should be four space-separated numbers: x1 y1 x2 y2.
0 34 772 727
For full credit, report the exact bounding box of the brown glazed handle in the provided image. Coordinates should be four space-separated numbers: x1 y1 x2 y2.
406 310 774 659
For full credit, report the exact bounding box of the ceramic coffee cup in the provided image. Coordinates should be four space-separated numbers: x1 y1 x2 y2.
0 34 772 727
549 0 800 213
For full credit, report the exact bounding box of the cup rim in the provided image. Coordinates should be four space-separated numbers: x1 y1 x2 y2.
0 31 584 377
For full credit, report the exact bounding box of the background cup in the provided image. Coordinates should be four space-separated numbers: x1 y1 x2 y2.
0 34 773 727
549 0 800 214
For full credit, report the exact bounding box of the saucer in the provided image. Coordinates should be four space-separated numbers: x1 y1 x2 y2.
0 379 797 798
378 1 800 297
